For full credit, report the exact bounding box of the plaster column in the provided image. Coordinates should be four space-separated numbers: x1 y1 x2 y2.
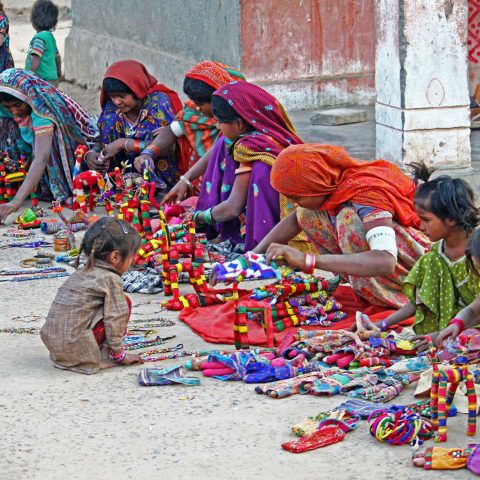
375 0 471 169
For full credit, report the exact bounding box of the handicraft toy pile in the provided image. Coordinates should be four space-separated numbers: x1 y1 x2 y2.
0 152 43 215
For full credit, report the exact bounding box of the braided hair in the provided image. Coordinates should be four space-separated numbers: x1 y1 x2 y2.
75 217 141 271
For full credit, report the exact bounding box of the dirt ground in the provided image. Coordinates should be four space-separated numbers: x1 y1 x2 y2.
0 3 478 480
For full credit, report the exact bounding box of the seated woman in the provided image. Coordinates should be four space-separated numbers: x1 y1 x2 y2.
0 68 98 223
255 143 430 309
85 60 183 190
138 60 245 197
192 80 303 251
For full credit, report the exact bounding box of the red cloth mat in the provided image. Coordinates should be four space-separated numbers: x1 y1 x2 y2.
179 285 414 346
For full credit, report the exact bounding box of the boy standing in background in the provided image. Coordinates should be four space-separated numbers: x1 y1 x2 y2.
26 0 61 86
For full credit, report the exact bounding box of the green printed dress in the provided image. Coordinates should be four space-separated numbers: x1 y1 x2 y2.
404 240 480 334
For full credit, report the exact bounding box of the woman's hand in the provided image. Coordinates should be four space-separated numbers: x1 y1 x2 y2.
412 332 439 353
85 151 107 172
266 243 306 271
102 139 125 162
134 153 154 173
0 200 21 224
435 325 460 347
121 353 144 365
161 180 189 205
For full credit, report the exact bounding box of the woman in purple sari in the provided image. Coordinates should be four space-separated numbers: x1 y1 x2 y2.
193 81 303 251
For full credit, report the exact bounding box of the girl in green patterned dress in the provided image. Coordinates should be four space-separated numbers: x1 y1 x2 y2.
436 230 480 346
377 164 480 349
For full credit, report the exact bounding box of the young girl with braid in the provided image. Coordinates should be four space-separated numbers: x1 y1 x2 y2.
41 217 143 374
372 164 480 349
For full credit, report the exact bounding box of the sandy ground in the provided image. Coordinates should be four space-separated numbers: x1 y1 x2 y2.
1 3 479 480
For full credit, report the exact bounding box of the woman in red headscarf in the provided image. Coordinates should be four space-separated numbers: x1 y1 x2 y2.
85 59 183 190
255 143 430 308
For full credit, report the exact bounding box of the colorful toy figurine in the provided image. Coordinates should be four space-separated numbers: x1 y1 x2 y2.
427 337 477 442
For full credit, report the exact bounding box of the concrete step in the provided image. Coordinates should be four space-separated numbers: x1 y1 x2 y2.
310 108 368 126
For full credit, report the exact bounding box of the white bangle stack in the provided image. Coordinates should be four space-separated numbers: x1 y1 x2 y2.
180 175 193 190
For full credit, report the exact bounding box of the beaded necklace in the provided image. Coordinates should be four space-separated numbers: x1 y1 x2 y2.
2 228 38 238
124 334 176 350
11 314 45 323
128 318 175 327
0 327 40 334
0 266 67 276
142 350 194 362
139 343 192 362
0 271 69 282
0 239 51 249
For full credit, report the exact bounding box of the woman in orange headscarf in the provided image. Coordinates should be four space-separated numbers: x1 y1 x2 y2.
255 143 430 308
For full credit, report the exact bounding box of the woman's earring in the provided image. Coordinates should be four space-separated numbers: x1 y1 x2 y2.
195 106 201 112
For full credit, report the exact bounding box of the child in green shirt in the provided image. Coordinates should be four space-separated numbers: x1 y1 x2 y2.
26 0 61 86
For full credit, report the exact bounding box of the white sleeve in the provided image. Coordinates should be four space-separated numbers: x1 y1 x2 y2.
170 121 184 138
365 226 398 260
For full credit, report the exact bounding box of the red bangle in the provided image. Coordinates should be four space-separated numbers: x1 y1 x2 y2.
110 348 126 363
132 140 140 155
141 144 162 159
449 318 465 334
303 253 316 274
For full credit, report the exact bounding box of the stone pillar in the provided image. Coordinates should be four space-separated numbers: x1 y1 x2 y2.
375 0 471 169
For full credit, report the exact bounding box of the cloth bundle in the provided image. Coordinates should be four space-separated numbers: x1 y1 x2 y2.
282 417 360 454
205 239 245 264
122 267 163 294
212 251 281 283
138 365 200 386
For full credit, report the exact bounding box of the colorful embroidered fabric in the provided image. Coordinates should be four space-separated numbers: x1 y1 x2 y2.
212 251 281 282
254 371 325 399
336 399 387 419
0 68 99 201
292 409 350 437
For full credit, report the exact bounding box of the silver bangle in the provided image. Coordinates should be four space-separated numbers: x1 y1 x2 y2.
179 175 193 190
124 138 131 152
